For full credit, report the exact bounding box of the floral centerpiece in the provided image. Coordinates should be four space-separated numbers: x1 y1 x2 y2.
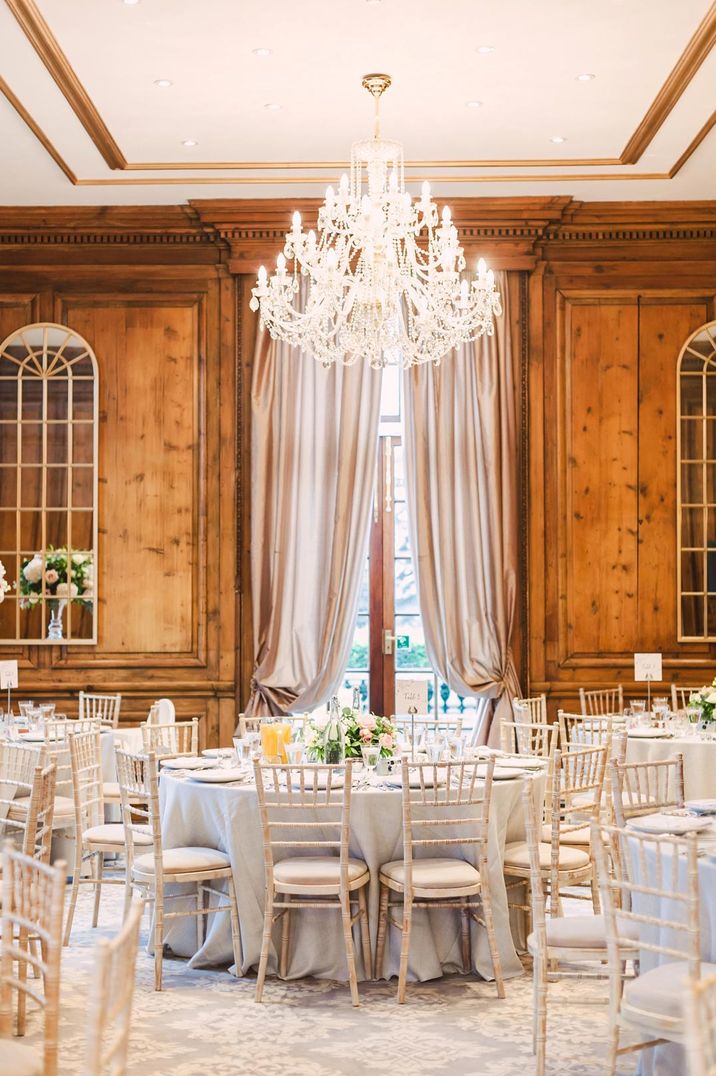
304 707 396 761
687 680 716 723
0 559 10 603
19 548 93 640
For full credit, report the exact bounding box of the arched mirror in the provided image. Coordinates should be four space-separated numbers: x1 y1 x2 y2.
678 319 716 641
0 323 98 644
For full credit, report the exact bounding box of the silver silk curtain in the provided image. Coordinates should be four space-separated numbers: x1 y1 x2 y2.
402 271 521 745
244 317 382 718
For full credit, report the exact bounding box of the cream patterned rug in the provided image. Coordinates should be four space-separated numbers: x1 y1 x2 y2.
21 887 627 1075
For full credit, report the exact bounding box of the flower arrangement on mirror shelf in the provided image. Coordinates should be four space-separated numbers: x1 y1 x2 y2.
304 706 396 761
19 548 94 610
0 559 10 603
687 680 716 724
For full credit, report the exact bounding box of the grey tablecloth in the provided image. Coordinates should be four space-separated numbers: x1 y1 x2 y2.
625 735 716 800
158 770 544 984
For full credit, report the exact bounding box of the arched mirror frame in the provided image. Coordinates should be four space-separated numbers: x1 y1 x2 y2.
0 322 98 645
677 319 716 642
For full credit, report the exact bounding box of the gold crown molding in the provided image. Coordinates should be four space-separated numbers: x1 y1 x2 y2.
669 109 716 177
4 0 716 176
621 2 716 163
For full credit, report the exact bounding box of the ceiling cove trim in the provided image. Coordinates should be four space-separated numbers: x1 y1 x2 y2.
4 0 716 175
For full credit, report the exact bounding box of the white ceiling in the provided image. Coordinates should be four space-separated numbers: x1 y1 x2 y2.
0 0 715 204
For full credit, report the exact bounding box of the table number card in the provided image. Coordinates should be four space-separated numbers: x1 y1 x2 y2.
395 679 428 715
634 653 663 682
0 660 18 689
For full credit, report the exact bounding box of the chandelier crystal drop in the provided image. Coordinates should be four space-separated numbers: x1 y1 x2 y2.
250 74 502 369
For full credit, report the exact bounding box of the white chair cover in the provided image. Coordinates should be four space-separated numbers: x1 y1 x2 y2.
155 698 176 725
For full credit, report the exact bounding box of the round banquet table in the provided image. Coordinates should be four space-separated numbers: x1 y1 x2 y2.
625 734 716 800
157 767 545 985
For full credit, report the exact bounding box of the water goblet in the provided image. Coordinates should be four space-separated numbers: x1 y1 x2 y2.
686 705 701 737
360 744 380 773
232 737 250 767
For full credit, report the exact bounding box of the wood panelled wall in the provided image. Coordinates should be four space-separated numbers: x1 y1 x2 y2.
1 198 716 739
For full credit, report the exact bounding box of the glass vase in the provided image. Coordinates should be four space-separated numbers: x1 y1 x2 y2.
46 598 66 642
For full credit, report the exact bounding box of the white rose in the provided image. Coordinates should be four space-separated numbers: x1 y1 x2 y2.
72 553 89 565
55 582 78 599
23 556 43 584
706 691 716 705
313 713 330 731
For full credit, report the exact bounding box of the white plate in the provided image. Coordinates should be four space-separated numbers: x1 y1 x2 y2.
627 813 713 835
476 764 527 781
385 772 442 790
687 799 716 815
18 732 47 742
189 768 246 783
291 773 345 791
627 727 672 739
495 756 547 771
159 756 212 770
201 748 235 758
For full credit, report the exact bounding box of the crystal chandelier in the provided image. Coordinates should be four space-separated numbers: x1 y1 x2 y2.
250 74 502 369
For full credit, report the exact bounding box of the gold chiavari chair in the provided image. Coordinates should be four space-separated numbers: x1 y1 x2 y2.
141 719 198 759
686 969 716 1076
513 694 547 723
79 691 121 730
83 898 145 1076
254 759 370 1006
116 749 240 991
500 719 558 760
0 842 67 1071
579 684 624 716
593 820 715 1075
610 754 685 827
375 756 505 1004
504 746 606 919
672 685 703 714
521 781 638 1076
64 730 146 945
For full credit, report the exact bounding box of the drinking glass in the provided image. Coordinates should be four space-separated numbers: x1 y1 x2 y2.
686 705 701 737
447 734 465 760
426 736 445 763
286 741 305 766
245 731 262 763
232 737 250 766
361 744 380 772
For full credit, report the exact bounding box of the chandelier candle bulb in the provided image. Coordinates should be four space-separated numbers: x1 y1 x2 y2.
249 72 501 367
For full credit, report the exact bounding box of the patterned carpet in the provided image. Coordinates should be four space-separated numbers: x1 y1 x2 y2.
22 887 630 1075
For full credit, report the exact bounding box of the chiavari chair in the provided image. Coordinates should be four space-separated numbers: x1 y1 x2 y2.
672 685 703 714
610 754 685 827
236 713 261 738
0 842 67 1071
513 694 547 723
64 730 147 945
253 759 369 1006
686 969 716 1076
141 718 198 759
592 820 715 1075
500 719 558 760
521 781 638 1076
83 898 145 1076
579 684 624 716
504 746 606 919
116 749 240 991
390 714 463 753
375 756 505 1004
79 692 122 730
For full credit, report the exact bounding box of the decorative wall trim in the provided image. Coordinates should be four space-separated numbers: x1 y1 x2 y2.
518 270 530 692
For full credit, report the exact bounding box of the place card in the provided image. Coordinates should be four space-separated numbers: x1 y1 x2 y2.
0 660 18 690
395 679 429 715
634 652 662 682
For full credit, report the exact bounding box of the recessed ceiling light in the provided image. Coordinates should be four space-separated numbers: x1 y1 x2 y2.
264 102 282 111
122 0 140 5
252 48 272 57
476 45 495 54
576 72 596 81
181 139 198 147
154 79 173 88
366 0 382 5
465 100 483 109
550 135 567 144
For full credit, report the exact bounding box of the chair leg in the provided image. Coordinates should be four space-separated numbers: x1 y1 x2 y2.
122 870 133 923
154 884 164 992
255 886 274 1003
480 883 506 999
63 842 84 946
339 889 360 1007
357 886 372 980
227 877 243 974
91 852 103 929
279 895 291 979
374 883 389 981
16 926 28 1035
397 897 412 1004
534 955 547 1076
460 901 471 974
590 864 601 915
196 883 204 951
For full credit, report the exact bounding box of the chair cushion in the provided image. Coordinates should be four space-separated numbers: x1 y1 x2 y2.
273 856 368 888
83 823 151 846
52 795 76 817
541 823 591 846
530 914 639 951
623 961 716 1022
503 841 591 870
0 1039 43 1075
380 858 480 891
133 847 230 874
102 781 121 800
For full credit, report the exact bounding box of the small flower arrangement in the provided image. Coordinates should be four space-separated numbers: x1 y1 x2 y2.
0 559 10 604
687 680 716 723
304 707 396 761
19 548 93 610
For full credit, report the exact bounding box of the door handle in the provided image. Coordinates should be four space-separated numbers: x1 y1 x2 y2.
383 629 396 655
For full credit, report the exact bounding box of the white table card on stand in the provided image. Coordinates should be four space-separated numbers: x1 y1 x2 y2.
0 659 18 715
634 653 663 711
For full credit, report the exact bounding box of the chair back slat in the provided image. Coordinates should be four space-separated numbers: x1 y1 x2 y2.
579 685 624 716
671 685 703 714
558 710 614 752
390 715 463 752
79 692 121 730
69 729 105 833
513 694 547 723
686 969 716 1076
500 719 557 759
115 748 161 877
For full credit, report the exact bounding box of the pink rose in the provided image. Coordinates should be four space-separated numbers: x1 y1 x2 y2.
379 733 393 751
360 728 373 742
358 713 377 731
45 569 59 585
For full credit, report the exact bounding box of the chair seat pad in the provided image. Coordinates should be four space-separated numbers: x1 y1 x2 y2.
83 823 150 846
623 961 716 1022
380 857 480 891
541 823 591 846
530 914 639 951
52 795 76 817
102 781 121 799
0 1039 43 1075
503 840 591 871
273 856 368 888
133 847 230 874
